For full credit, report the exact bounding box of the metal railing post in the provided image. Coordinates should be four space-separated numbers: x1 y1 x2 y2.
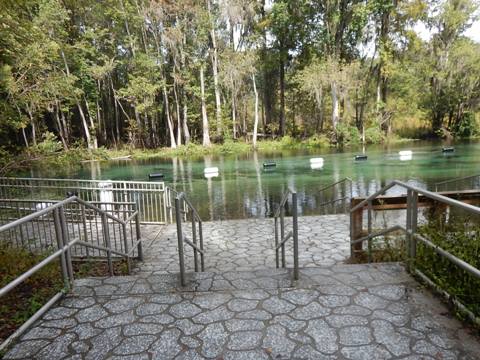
292 192 299 280
81 204 89 257
199 219 205 271
405 189 413 273
349 209 354 258
274 216 279 268
135 210 143 261
410 191 418 271
168 190 174 223
367 200 373 263
59 206 74 283
175 197 186 286
192 216 198 272
406 189 418 273
101 213 114 276
280 206 286 268
53 208 70 291
122 223 131 274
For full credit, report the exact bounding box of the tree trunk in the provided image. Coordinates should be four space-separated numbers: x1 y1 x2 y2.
54 104 68 150
231 75 237 139
27 106 37 146
77 103 94 149
163 84 177 149
279 56 286 136
331 82 340 131
173 80 182 146
207 0 222 138
22 128 29 147
120 0 136 57
182 94 191 145
314 88 324 133
179 33 190 145
200 66 211 147
261 0 272 130
60 108 69 144
109 77 121 145
252 74 259 148
83 98 98 149
61 49 96 149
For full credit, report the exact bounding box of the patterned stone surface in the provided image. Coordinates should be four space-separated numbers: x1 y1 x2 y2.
4 263 480 359
134 215 351 274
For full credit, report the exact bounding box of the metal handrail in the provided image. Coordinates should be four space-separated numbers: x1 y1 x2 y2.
434 173 480 192
0 196 143 351
274 188 299 280
317 177 353 214
351 180 480 214
349 179 480 324
0 176 164 186
175 192 205 286
318 177 353 194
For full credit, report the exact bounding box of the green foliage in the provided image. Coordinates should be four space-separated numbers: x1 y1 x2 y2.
364 126 385 144
336 124 361 145
29 132 63 155
0 0 479 157
353 208 480 322
0 245 63 342
303 135 330 148
453 112 477 138
416 212 480 318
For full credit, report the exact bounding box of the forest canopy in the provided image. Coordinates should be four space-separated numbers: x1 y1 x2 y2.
0 0 479 153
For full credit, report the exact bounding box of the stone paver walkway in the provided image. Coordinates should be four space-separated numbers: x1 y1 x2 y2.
5 263 480 359
4 216 480 359
136 215 350 274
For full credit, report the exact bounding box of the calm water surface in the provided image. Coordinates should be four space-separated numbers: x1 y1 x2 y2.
32 140 480 220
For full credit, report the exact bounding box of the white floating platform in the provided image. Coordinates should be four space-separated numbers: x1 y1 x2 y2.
310 157 324 163
204 172 219 179
398 150 412 156
204 167 219 174
399 154 412 161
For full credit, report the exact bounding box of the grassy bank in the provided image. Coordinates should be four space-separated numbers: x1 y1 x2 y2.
101 135 333 160
0 245 131 344
1 132 421 177
0 246 63 344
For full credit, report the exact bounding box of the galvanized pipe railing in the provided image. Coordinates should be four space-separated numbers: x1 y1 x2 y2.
0 198 143 264
175 192 205 286
274 188 299 280
317 177 353 214
434 173 480 192
350 180 480 324
0 196 143 351
0 177 167 224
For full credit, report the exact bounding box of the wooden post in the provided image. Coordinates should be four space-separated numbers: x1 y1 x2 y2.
350 198 364 259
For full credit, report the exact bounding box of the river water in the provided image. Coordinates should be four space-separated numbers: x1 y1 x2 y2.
35 140 480 220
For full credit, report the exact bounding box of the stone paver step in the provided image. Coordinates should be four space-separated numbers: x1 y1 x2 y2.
138 215 351 274
4 263 480 360
73 263 411 296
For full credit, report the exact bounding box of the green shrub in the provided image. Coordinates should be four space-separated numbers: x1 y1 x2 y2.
336 124 361 145
351 208 480 322
364 126 385 144
453 111 477 138
280 135 295 147
0 246 63 343
28 132 63 155
416 212 480 318
303 135 330 148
